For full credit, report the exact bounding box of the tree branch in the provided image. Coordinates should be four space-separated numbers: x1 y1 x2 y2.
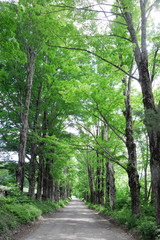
151 47 159 83
49 45 139 81
93 102 126 143
52 4 121 16
78 122 127 171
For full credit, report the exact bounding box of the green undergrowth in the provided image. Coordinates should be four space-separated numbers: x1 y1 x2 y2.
0 195 71 239
84 200 159 240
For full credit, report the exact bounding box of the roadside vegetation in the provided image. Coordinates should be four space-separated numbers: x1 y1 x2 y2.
86 201 158 240
79 178 159 240
0 185 70 240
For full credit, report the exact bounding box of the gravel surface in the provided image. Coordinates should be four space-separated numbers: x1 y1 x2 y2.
19 197 136 240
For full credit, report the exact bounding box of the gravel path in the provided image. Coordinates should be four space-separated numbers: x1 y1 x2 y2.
20 197 136 240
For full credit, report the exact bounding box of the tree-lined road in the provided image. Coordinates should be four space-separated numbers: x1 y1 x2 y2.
20 198 135 240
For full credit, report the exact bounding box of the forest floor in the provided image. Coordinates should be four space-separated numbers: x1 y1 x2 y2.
12 197 138 240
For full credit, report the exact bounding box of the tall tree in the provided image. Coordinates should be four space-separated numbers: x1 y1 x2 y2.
56 0 160 221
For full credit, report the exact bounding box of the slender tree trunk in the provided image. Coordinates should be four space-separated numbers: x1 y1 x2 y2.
16 51 36 191
53 180 59 203
87 148 95 203
29 83 42 199
66 184 71 198
105 162 110 208
144 167 148 202
105 162 116 209
147 183 152 202
45 158 53 201
145 135 149 202
43 158 50 200
109 162 116 210
37 154 44 200
123 76 141 216
60 181 66 200
87 162 95 203
96 152 101 204
29 143 37 199
37 111 47 199
59 182 63 200
48 172 54 201
100 158 105 205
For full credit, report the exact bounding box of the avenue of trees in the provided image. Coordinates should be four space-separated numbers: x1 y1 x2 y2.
1 0 160 227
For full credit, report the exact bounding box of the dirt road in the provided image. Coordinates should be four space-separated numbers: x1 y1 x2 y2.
20 197 135 240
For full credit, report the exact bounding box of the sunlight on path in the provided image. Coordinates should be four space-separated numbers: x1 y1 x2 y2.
20 198 135 240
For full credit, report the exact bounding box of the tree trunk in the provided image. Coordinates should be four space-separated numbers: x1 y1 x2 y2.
123 76 141 217
105 162 116 209
29 83 42 199
127 168 141 216
28 143 37 199
105 162 110 208
43 158 50 200
66 184 71 198
124 6 160 223
144 167 148 202
37 111 47 200
54 181 59 203
108 162 116 210
16 51 36 191
87 148 95 204
37 154 44 200
96 151 101 204
100 158 105 205
145 135 149 202
48 172 54 201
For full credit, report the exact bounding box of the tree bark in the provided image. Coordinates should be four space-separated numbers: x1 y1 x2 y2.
16 50 36 191
87 161 95 204
37 111 47 199
100 157 105 205
105 162 116 209
105 162 110 208
87 147 95 203
96 151 101 204
37 154 44 200
29 83 42 199
43 158 50 200
54 181 59 203
47 170 54 200
123 76 141 216
108 162 116 210
28 143 37 199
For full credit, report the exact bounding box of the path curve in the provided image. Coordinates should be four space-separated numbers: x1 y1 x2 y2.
20 197 136 240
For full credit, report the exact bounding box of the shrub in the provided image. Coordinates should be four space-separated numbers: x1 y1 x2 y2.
115 198 131 210
0 210 18 235
33 200 58 213
58 200 66 208
138 220 157 239
142 204 155 217
5 204 41 223
126 215 137 229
